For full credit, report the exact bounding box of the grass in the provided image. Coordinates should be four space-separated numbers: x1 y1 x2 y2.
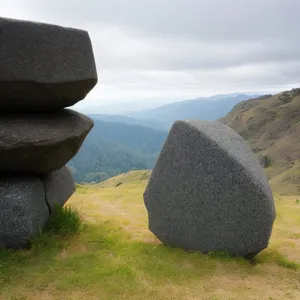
44 205 82 236
220 91 300 196
269 160 300 195
0 171 300 299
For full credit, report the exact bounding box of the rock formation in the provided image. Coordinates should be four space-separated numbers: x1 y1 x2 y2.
0 17 97 112
144 120 276 258
0 17 97 248
0 110 93 174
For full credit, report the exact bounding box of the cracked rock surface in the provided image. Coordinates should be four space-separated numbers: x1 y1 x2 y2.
0 166 76 249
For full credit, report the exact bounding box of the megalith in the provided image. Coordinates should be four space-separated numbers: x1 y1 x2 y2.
144 120 276 257
0 16 97 248
0 17 97 112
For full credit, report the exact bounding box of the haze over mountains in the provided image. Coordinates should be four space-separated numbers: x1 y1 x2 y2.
68 119 167 183
69 93 258 182
88 93 259 130
69 88 300 194
127 93 260 128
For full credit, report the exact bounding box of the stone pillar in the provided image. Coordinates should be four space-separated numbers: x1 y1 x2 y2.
0 17 97 248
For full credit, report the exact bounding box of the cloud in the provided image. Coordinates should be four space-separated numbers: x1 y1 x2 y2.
2 0 300 112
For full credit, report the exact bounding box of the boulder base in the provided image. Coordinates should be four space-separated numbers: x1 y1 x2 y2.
144 120 276 257
0 16 97 111
40 166 76 213
0 177 49 249
0 109 94 174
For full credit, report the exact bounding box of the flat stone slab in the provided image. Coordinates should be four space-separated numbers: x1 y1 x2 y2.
144 120 276 258
0 17 97 111
0 109 94 174
40 166 76 213
0 177 49 249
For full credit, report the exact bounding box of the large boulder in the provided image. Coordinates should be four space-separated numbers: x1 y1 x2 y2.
0 17 97 112
40 166 76 213
144 120 276 258
0 177 49 249
0 109 94 174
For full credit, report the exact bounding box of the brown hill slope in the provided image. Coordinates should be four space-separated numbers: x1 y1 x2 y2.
220 88 300 195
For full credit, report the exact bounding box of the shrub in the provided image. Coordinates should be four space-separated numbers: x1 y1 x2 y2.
259 155 272 168
45 205 82 236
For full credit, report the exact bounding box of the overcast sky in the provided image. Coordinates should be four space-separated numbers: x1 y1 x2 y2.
2 0 300 113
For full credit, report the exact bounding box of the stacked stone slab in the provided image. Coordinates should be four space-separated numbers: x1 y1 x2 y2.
144 120 276 258
0 17 97 248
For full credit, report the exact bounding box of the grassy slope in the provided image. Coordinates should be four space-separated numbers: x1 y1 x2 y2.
95 169 152 188
220 89 300 195
1 171 300 300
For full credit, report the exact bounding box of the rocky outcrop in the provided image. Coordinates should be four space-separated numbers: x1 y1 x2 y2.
0 17 97 112
0 177 49 249
0 17 97 249
40 166 76 213
0 110 93 174
144 120 276 258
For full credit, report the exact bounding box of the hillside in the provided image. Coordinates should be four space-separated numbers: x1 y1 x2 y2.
1 171 300 299
96 169 151 188
68 120 167 183
220 88 300 194
89 114 166 131
128 93 259 129
86 119 167 155
70 89 300 189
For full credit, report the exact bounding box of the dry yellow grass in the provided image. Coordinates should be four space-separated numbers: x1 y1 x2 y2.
220 89 300 194
70 174 300 299
1 171 300 300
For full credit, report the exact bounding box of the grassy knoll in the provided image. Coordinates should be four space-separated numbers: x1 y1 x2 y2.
0 171 300 300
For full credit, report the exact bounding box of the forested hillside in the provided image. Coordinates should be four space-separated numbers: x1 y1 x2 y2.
89 114 165 131
68 120 167 183
69 88 300 191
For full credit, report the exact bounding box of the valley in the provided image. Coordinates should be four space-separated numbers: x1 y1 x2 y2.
69 88 300 194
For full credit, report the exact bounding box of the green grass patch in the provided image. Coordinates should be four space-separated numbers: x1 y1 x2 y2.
75 184 89 194
290 232 300 239
275 255 300 270
256 249 300 270
45 205 83 236
0 183 300 299
207 250 249 264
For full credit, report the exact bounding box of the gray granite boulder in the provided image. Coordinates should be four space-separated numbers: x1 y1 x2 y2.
0 17 97 112
0 177 49 249
0 109 93 174
144 120 276 258
40 166 76 213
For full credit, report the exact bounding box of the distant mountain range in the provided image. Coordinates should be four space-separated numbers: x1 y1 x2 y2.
69 92 266 183
88 114 164 131
67 119 168 183
127 93 260 128
90 93 259 130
